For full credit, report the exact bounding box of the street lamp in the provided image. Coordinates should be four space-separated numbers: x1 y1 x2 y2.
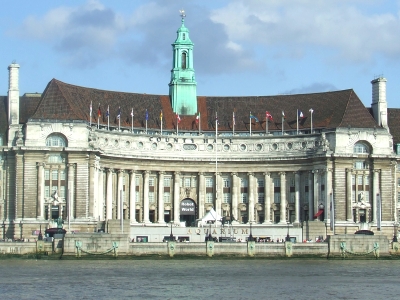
169 221 174 241
2 221 5 240
286 221 290 242
393 222 398 243
207 220 213 241
248 221 253 242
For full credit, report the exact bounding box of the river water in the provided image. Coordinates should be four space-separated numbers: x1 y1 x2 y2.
0 259 399 299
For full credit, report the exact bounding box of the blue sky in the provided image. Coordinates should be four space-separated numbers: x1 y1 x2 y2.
1 0 400 108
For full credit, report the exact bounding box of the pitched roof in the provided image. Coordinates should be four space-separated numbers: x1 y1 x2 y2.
388 108 400 145
29 79 379 132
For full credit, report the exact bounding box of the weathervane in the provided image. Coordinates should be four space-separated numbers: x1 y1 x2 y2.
179 9 186 20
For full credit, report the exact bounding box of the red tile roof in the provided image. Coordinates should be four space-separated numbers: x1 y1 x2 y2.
29 79 379 132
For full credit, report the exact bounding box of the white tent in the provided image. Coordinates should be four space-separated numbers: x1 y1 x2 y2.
196 208 223 227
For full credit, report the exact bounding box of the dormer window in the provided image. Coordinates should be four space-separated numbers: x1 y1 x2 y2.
354 142 369 154
46 134 67 147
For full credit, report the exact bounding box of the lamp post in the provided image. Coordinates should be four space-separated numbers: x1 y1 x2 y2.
393 222 398 243
169 221 174 241
303 205 309 241
248 221 253 241
207 220 213 241
286 221 290 242
38 224 43 241
2 221 5 240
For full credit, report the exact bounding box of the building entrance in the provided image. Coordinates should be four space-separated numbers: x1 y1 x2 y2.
180 198 196 227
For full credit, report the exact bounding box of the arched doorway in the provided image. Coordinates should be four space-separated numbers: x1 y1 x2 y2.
180 199 196 227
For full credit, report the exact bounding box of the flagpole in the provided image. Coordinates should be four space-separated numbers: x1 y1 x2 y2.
266 113 268 135
330 192 335 234
90 101 92 127
215 111 218 209
297 109 299 135
176 114 179 135
232 112 234 135
107 105 109 131
97 104 100 129
131 108 134 133
199 112 201 135
310 108 313 134
249 112 252 136
118 108 121 131
160 110 163 135
281 112 284 135
145 109 148 134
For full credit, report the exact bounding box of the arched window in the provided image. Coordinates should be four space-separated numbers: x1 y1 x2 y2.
46 134 67 147
354 142 369 154
181 52 187 69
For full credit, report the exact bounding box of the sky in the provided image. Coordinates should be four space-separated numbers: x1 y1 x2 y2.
1 0 400 108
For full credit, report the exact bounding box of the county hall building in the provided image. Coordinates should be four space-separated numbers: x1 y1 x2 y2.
0 16 399 242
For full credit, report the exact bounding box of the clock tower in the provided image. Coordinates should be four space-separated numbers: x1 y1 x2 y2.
169 11 197 115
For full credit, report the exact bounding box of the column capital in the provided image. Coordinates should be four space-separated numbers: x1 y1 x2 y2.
346 168 354 173
129 169 136 175
231 172 238 177
36 162 46 168
67 163 76 169
118 169 125 174
198 172 204 176
158 171 165 175
247 172 254 176
312 169 319 174
372 169 381 174
107 168 114 174
279 171 286 176
144 170 151 175
174 171 181 176
263 172 270 176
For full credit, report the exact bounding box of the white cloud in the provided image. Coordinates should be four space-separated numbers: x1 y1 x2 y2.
210 0 400 63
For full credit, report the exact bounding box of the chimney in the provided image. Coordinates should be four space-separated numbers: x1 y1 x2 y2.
8 62 20 125
371 77 388 129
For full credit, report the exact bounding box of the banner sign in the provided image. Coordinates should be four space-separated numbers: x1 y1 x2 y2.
180 199 196 215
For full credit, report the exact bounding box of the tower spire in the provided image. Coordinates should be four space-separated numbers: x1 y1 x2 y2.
169 10 197 115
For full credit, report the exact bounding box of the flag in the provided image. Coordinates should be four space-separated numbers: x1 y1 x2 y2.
160 110 163 120
106 105 109 117
309 108 314 114
176 113 181 123
117 107 121 119
298 110 304 118
145 109 149 121
196 112 200 124
90 101 92 115
266 111 273 121
250 112 259 122
97 104 101 117
232 111 236 126
282 111 286 119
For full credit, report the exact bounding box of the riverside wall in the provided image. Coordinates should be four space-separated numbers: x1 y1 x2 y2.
1 234 399 258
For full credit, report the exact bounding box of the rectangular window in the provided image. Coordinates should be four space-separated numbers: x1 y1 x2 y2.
60 170 66 180
52 170 58 180
357 175 363 185
149 177 155 187
241 193 248 203
164 177 171 187
289 177 295 187
258 192 265 204
135 191 140 203
60 186 66 198
45 170 50 180
223 178 230 188
257 179 264 188
45 186 50 198
398 192 400 203
184 178 191 187
206 193 213 203
135 176 140 186
149 192 155 203
191 177 197 188
164 192 171 203
241 178 248 187
273 178 280 187
223 193 231 203
274 193 281 204
206 178 213 188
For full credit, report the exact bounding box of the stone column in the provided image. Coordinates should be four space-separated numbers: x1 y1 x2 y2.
326 168 332 222
248 173 255 223
173 172 181 224
198 172 205 219
346 168 353 222
143 170 150 223
129 170 137 223
117 170 124 220
279 172 287 224
373 169 380 223
97 168 104 221
67 163 75 220
216 172 222 217
308 172 313 221
158 171 165 224
313 170 319 217
37 163 45 219
89 162 95 218
106 168 113 220
294 171 300 223
263 172 271 224
231 172 238 221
